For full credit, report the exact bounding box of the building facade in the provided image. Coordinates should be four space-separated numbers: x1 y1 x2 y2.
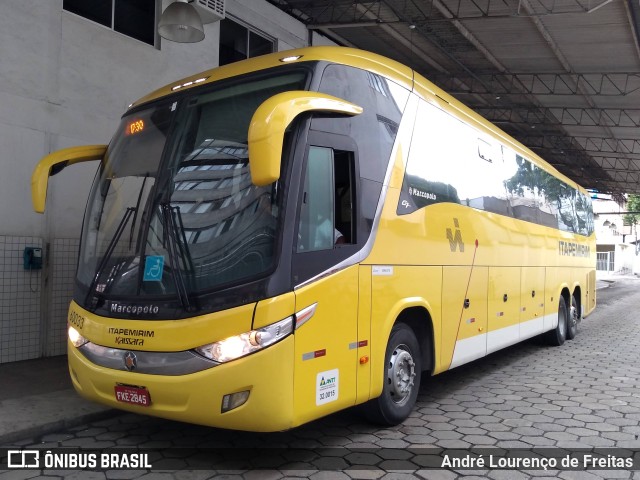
0 0 330 363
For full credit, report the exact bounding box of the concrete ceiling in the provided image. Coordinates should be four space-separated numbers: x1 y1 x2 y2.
268 0 640 199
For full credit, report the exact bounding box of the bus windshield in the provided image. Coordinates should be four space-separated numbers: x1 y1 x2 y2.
77 70 308 310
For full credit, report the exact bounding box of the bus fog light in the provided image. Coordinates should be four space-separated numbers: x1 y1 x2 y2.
221 390 250 413
68 326 88 348
195 316 293 363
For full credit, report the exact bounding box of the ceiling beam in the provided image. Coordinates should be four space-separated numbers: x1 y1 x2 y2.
522 135 640 154
477 106 640 127
431 72 640 96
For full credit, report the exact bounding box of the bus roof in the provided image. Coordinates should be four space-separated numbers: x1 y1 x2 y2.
130 46 414 109
130 45 584 194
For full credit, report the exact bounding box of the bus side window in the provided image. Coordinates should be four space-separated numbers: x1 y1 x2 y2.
334 150 355 245
297 146 355 252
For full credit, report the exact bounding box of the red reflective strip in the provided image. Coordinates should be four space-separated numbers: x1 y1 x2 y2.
314 349 326 358
358 340 368 347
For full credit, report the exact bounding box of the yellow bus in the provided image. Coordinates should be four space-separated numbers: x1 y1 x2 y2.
32 46 596 431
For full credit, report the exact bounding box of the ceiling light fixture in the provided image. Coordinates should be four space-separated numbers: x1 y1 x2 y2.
158 0 205 43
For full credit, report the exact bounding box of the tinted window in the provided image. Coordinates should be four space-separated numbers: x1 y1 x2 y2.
315 65 409 243
398 100 594 236
315 65 408 186
297 147 336 253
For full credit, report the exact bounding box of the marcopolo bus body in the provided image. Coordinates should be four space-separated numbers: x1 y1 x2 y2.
32 46 596 431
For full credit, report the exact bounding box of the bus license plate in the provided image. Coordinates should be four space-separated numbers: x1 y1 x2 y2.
114 385 151 407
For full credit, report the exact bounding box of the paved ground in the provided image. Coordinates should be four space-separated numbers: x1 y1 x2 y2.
2 275 640 478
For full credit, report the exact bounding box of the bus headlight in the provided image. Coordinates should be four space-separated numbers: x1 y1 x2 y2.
195 316 293 363
68 326 89 348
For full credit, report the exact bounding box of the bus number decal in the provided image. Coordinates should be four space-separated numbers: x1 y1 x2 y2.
68 311 85 330
316 369 339 406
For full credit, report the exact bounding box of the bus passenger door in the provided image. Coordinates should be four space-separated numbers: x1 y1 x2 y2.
293 268 359 426
442 266 488 369
487 267 521 354
290 141 361 426
520 267 546 339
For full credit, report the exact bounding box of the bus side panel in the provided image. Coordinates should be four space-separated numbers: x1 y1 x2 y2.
487 266 521 355
443 266 488 370
291 265 359 427
571 266 594 318
369 266 442 398
585 268 596 317
520 267 546 339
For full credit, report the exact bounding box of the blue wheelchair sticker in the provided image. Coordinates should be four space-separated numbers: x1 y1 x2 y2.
143 255 164 282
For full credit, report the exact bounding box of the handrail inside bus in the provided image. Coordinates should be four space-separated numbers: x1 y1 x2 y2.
247 91 362 186
32 144 107 213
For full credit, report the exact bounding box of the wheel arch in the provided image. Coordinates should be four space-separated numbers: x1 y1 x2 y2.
572 284 582 317
560 286 571 307
394 306 435 375
370 297 436 401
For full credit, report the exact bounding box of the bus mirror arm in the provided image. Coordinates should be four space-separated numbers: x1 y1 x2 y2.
247 91 363 186
31 144 107 213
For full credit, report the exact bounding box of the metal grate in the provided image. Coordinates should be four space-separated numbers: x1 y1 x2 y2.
194 0 225 22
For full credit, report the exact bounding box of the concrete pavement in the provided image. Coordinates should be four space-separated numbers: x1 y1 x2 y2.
0 355 114 445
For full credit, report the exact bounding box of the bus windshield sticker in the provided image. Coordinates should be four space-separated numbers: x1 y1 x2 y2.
143 256 165 282
316 369 339 406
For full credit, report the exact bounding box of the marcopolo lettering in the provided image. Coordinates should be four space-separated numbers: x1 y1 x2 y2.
110 303 159 315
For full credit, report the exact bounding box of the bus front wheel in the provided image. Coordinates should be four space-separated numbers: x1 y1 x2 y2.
545 297 568 346
364 323 422 426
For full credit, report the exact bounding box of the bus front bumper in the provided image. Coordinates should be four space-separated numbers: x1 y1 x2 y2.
67 336 295 432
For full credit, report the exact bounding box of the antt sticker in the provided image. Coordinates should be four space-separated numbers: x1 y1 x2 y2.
316 369 339 406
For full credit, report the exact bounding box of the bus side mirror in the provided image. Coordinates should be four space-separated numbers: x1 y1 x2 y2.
247 91 363 186
32 144 107 213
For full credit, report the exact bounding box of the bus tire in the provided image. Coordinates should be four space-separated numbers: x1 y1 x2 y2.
567 294 579 340
545 297 568 346
364 323 421 426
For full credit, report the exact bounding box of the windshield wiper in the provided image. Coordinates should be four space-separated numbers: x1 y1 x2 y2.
85 207 135 308
161 203 193 311
129 174 149 249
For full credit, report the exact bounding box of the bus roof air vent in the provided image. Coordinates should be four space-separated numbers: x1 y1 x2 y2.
193 0 225 24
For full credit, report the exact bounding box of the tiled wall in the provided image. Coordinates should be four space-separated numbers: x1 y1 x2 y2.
0 236 43 363
48 238 79 357
0 236 78 363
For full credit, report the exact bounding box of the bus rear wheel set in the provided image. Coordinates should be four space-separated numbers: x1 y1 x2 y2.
546 293 581 346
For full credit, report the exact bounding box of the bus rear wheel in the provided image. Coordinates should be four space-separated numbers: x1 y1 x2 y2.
363 323 421 426
545 297 568 346
567 294 579 340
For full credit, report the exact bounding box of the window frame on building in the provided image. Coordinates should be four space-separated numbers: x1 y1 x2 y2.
63 0 158 47
219 17 276 66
